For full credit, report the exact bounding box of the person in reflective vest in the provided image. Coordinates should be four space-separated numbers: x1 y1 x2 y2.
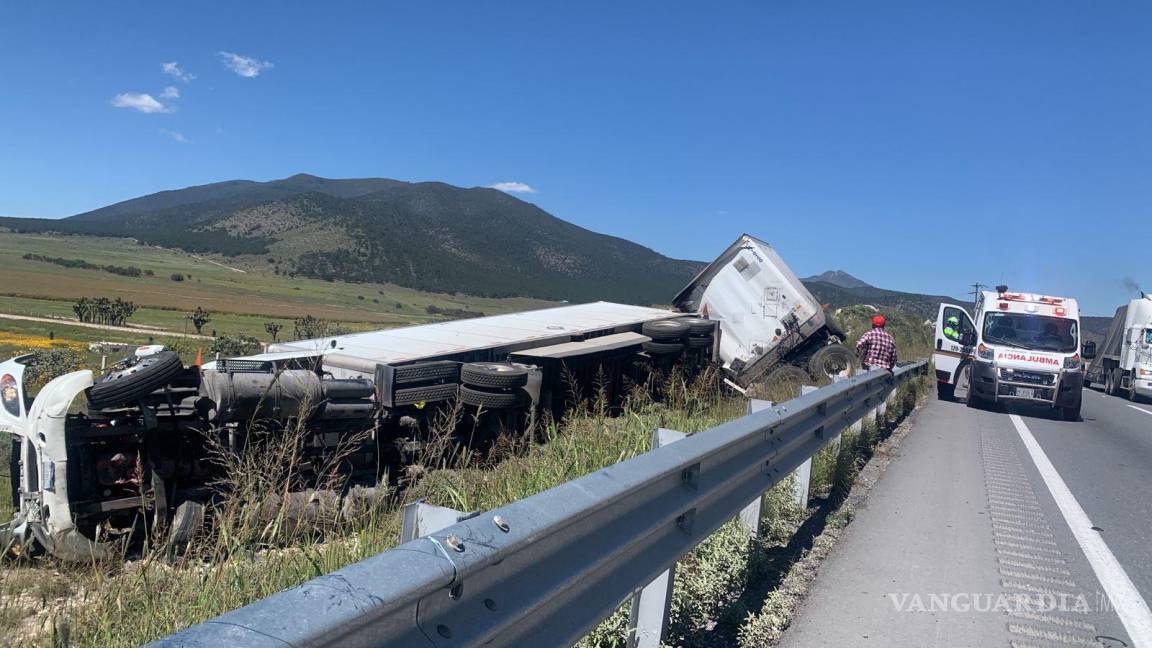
943 315 962 342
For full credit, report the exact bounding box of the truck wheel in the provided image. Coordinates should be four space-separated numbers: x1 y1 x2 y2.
393 361 460 386
808 344 858 381
459 385 522 409
758 365 811 401
1108 368 1123 396
169 501 206 549
641 320 690 341
461 363 528 389
677 318 717 336
1128 382 1144 403
642 341 685 355
86 351 183 410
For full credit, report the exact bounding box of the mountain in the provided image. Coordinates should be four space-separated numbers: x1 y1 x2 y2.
0 174 705 304
802 270 872 290
802 280 963 322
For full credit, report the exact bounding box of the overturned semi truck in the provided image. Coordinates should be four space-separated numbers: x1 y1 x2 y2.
0 234 855 560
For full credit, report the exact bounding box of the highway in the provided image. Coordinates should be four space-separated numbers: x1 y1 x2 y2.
778 387 1152 648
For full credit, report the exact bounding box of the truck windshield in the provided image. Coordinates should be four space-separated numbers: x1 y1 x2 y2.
1145 329 1152 345
982 312 1078 353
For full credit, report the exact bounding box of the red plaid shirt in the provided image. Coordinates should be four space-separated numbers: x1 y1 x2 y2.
856 328 897 369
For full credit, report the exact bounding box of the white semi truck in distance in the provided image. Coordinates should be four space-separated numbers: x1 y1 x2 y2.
1085 296 1152 402
0 234 860 561
933 286 1088 421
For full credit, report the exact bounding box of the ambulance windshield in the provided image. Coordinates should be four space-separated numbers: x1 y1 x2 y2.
982 312 1078 353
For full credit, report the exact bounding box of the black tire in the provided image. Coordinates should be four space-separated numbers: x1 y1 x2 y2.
641 319 690 341
459 385 522 409
808 344 858 381
392 361 460 386
392 383 458 407
168 500 205 548
87 351 183 410
686 336 713 348
460 363 528 389
1107 368 1122 396
1061 403 1082 422
756 365 812 401
967 391 985 411
1128 381 1143 403
678 318 718 336
937 382 954 401
642 341 685 355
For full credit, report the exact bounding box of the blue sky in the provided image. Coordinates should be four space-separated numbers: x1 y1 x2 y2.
1 1 1149 314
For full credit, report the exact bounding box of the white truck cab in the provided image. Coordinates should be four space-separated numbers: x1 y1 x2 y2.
1086 296 1152 402
934 286 1085 421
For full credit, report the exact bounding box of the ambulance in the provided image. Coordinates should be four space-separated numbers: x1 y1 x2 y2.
933 286 1086 421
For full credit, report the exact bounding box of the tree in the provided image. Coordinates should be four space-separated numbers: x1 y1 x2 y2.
264 322 283 342
293 315 334 340
187 307 212 335
211 335 262 358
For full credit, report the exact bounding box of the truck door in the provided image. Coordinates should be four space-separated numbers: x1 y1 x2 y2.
933 303 976 389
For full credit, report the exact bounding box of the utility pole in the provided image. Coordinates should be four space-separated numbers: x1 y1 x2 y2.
969 283 985 310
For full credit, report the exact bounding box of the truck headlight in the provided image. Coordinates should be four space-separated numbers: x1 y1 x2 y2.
1063 354 1081 370
977 343 994 361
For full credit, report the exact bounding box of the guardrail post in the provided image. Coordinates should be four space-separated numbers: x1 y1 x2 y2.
399 500 468 542
789 386 817 509
741 399 774 538
627 427 686 648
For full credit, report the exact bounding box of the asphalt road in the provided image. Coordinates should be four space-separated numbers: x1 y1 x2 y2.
777 387 1152 648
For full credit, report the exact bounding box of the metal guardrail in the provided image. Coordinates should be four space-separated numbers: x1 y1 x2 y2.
153 361 927 648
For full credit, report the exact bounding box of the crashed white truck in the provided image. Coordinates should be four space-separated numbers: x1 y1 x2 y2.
0 234 856 560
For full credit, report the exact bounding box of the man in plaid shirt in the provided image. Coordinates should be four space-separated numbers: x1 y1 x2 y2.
856 314 897 371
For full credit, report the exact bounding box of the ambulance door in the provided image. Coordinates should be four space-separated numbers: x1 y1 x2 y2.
934 303 976 387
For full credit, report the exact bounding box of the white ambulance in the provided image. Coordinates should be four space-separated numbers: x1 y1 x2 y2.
933 286 1086 421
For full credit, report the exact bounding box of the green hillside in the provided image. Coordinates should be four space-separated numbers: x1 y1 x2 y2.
0 174 704 304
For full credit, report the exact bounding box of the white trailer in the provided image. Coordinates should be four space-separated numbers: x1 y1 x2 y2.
1085 296 1152 402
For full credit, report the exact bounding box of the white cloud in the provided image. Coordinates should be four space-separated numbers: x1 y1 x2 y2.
218 51 274 78
160 86 180 100
111 93 174 114
488 181 537 194
160 129 189 143
161 61 195 82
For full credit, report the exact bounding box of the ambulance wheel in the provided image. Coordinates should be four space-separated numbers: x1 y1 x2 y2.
1061 403 1082 422
937 382 954 401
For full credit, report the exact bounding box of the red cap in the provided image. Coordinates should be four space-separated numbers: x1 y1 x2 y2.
871 314 886 327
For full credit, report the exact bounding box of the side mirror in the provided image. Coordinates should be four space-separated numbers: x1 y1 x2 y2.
1081 341 1097 360
961 331 976 346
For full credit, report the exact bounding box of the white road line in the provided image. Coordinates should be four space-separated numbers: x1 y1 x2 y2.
1127 404 1152 417
1010 414 1152 646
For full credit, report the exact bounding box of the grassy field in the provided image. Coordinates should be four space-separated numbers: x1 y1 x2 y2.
0 231 554 330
